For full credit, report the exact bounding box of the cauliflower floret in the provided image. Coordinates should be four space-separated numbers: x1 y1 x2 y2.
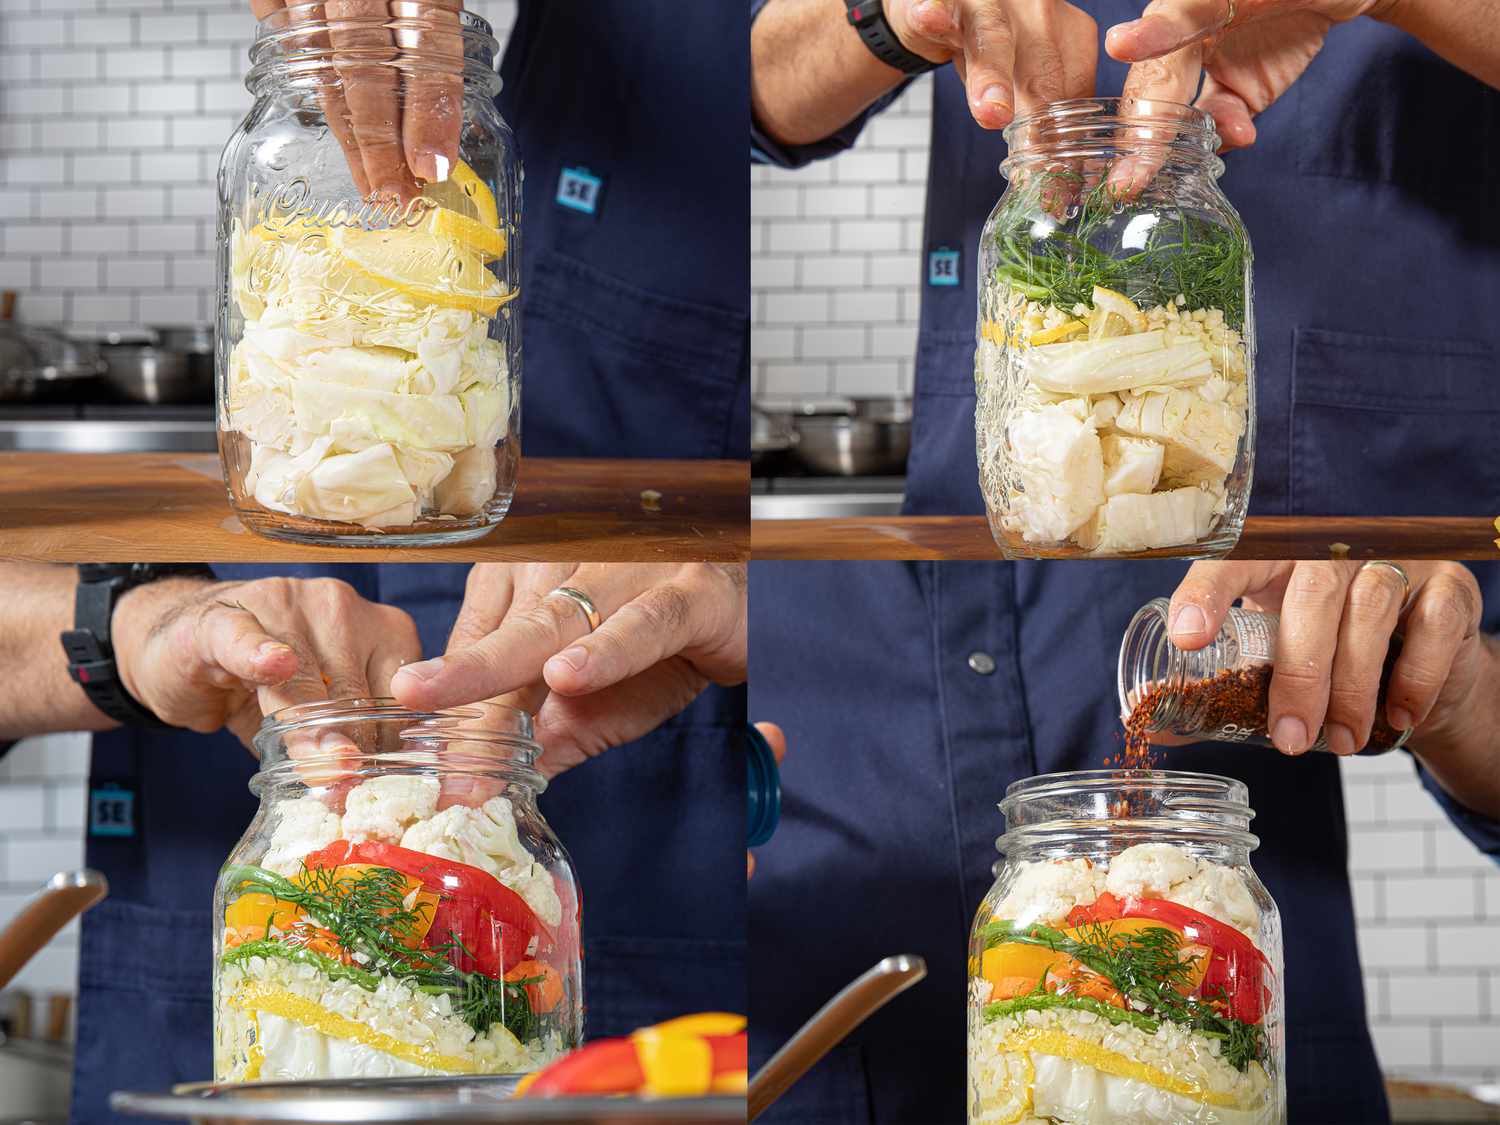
500 861 564 929
262 795 342 876
1171 863 1261 940
993 858 1105 927
400 797 531 874
342 774 440 844
1103 842 1200 900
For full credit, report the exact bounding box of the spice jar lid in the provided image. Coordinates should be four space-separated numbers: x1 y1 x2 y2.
745 725 781 848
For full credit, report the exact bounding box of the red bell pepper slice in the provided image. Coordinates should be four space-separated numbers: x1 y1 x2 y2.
1062 894 1271 1024
521 1038 644 1097
305 839 545 977
1119 897 1270 1024
518 1032 748 1098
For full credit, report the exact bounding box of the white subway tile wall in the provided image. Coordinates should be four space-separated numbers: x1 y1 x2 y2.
752 76 932 400
1344 748 1500 1084
0 733 90 996
0 0 516 331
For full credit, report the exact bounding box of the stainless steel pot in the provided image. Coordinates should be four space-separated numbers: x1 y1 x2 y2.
790 398 911 477
0 292 106 402
99 340 209 404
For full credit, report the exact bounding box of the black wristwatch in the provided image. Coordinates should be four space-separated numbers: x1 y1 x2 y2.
60 563 215 727
844 0 938 76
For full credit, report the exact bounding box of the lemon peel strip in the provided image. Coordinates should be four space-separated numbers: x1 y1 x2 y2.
230 984 484 1074
999 1027 1240 1108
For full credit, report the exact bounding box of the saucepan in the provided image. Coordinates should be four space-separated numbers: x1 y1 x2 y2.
790 397 912 477
0 292 106 403
97 325 214 405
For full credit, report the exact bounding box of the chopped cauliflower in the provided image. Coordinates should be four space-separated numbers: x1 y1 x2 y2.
1103 842 1199 899
993 857 1104 927
262 795 342 876
342 774 440 844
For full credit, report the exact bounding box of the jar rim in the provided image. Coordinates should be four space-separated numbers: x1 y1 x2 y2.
997 768 1258 854
253 696 535 749
1004 97 1216 142
248 5 502 93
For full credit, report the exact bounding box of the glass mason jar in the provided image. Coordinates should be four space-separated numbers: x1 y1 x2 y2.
213 700 581 1082
217 7 521 546
968 771 1285 1124
975 99 1255 559
1119 596 1412 754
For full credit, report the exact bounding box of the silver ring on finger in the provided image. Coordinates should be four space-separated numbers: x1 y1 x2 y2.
1223 0 1236 27
546 586 601 632
1358 560 1412 613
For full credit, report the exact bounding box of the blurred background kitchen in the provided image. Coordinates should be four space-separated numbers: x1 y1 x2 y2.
750 77 931 518
0 0 514 456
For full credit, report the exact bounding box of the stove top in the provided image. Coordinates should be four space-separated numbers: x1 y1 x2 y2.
0 401 216 452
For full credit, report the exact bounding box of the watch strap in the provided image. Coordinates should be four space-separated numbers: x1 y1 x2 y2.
61 564 214 727
844 0 938 76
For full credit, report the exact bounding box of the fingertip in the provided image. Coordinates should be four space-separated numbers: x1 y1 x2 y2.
247 641 297 684
1168 602 1212 649
1387 705 1415 732
906 0 952 40
541 646 593 695
1103 21 1141 61
969 85 1014 130
754 721 787 761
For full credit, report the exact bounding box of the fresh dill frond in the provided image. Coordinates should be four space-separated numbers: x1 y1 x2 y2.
991 169 1248 326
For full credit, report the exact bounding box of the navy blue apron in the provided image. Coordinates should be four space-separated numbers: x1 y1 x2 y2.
502 2 750 460
748 560 1500 1125
753 3 1500 514
72 563 745 1125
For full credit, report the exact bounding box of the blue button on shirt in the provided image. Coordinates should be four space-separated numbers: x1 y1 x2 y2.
748 560 1500 1125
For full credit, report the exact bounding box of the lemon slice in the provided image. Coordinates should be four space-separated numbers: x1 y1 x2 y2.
335 227 513 316
420 159 500 229
426 208 507 263
1088 285 1146 340
1029 319 1087 346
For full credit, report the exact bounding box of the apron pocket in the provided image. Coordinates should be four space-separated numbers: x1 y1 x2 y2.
523 251 748 459
1290 327 1500 516
582 935 744 1040
1296 26 1498 200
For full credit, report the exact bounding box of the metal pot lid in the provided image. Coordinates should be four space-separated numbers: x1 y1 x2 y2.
754 396 853 417
112 1078 745 1124
0 322 104 382
94 329 159 347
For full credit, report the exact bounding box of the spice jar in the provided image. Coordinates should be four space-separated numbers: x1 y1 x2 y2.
217 7 521 546
214 700 581 1082
968 770 1285 1124
975 98 1255 559
1119 596 1411 754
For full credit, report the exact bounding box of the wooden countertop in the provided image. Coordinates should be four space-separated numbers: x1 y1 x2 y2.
0 453 748 562
752 516 1500 560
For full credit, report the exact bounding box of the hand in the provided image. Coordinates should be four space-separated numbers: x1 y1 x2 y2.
112 575 422 749
249 0 464 198
748 722 786 879
883 0 1100 129
1106 0 1390 151
1164 561 1488 756
390 565 747 777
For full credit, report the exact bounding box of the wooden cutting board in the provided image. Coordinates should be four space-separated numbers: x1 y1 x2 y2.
0 453 749 562
751 516 1500 560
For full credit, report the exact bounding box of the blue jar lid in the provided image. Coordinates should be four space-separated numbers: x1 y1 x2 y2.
746 725 781 848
